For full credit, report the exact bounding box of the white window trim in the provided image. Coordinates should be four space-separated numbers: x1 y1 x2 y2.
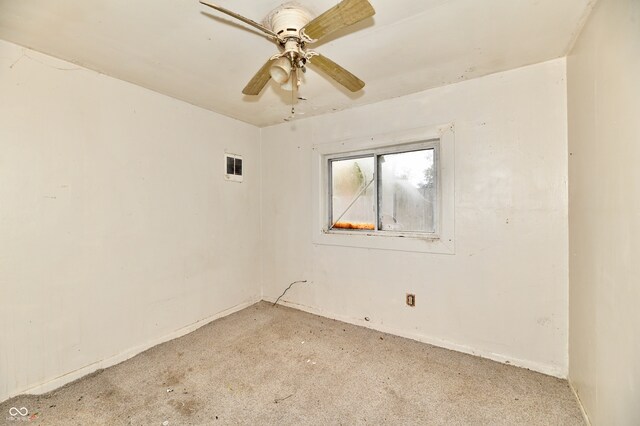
311 124 455 254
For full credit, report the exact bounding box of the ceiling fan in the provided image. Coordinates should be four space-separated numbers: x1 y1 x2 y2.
199 0 375 96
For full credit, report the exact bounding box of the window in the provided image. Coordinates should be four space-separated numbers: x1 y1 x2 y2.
311 124 454 254
328 143 438 236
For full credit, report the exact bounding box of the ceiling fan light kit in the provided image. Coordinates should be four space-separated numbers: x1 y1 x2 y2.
199 0 375 96
270 56 293 85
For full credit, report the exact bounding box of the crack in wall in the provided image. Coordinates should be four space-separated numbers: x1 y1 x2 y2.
8 48 82 72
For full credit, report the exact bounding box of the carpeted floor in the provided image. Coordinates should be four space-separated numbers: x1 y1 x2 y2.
1 302 584 425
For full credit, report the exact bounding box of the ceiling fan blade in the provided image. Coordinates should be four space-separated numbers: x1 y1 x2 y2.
200 1 278 39
302 0 375 42
242 58 276 96
310 54 365 92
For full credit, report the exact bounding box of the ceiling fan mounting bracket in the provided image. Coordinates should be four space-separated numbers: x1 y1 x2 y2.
269 52 285 61
304 50 319 61
299 29 317 44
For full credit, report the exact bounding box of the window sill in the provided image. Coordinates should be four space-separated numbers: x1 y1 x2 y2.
315 229 454 254
324 229 440 240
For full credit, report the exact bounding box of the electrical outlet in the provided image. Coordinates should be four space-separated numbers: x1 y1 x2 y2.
406 293 416 307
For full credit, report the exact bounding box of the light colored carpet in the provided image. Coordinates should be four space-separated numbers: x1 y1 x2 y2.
1 302 584 425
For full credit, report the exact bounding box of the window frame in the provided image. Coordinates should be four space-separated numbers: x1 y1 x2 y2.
311 123 455 254
326 140 440 237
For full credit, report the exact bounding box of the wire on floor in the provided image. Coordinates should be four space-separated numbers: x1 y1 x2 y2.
272 280 308 306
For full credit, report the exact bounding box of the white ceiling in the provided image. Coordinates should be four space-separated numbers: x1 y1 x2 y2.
0 0 593 127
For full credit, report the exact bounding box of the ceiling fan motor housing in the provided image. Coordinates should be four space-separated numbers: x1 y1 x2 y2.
268 6 312 41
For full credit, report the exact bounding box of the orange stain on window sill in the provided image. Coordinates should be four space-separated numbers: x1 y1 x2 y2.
333 222 375 230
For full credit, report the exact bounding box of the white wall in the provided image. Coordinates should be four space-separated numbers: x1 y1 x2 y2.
567 0 640 423
261 59 569 377
0 36 574 404
0 40 261 402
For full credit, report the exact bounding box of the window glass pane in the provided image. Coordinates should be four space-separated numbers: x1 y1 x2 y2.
378 149 436 233
330 156 375 230
226 156 235 175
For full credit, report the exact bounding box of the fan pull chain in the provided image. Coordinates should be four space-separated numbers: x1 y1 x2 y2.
285 68 298 121
291 83 295 117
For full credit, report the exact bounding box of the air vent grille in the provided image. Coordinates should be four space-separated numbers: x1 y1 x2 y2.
224 153 243 183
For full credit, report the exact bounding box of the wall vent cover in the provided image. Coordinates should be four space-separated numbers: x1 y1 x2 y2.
224 153 243 183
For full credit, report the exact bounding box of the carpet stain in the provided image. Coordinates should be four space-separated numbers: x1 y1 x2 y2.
169 398 201 416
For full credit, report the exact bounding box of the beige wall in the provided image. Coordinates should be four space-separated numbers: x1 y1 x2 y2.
261 59 570 377
567 0 640 423
0 40 261 402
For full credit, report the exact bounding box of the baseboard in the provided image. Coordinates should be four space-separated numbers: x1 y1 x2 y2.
569 381 592 425
4 297 261 401
4 295 567 403
265 297 567 379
